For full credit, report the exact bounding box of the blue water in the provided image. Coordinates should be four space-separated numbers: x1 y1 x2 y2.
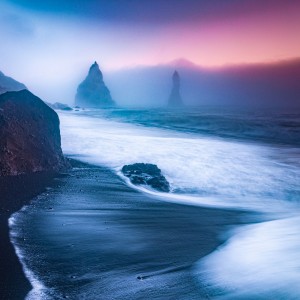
9 107 300 299
85 107 300 146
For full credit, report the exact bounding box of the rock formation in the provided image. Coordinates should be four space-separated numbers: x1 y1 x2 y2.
75 61 115 108
0 90 68 176
168 70 183 107
46 102 73 111
121 163 170 192
0 71 27 94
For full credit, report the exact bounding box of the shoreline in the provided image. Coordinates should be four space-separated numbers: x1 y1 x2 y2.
0 172 58 300
7 159 262 299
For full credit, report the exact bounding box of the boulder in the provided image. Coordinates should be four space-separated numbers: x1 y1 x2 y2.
0 90 68 176
121 163 170 192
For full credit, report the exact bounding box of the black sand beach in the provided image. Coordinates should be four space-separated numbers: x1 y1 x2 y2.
0 173 57 300
8 161 262 299
5 160 261 299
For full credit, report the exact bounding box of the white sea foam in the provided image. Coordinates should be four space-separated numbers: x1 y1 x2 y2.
194 216 300 299
57 111 300 299
9 209 51 300
58 111 300 212
8 110 300 299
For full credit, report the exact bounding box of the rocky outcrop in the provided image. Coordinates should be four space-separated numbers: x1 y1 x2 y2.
46 102 73 111
168 70 183 107
75 62 115 108
121 163 170 192
0 71 27 94
0 90 68 176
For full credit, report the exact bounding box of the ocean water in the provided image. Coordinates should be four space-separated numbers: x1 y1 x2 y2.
9 107 300 299
58 108 300 211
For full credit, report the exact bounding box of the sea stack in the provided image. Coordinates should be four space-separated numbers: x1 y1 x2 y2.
75 61 115 108
0 90 68 176
168 70 183 107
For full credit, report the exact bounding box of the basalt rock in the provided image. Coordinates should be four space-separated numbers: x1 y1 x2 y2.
75 61 115 108
0 90 68 176
168 70 183 107
46 102 73 111
121 163 170 192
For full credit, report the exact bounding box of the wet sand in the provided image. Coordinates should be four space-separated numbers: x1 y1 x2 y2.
1 160 261 299
9 160 261 299
0 173 56 300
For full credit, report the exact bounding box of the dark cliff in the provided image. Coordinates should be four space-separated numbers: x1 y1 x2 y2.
75 61 115 108
0 90 68 176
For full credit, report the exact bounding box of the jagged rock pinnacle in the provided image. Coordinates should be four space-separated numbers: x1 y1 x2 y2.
75 62 115 108
168 70 183 107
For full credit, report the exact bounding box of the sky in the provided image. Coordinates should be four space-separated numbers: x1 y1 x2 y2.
1 0 300 103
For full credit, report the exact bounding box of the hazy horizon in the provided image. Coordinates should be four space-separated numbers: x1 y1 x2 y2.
1 0 300 105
